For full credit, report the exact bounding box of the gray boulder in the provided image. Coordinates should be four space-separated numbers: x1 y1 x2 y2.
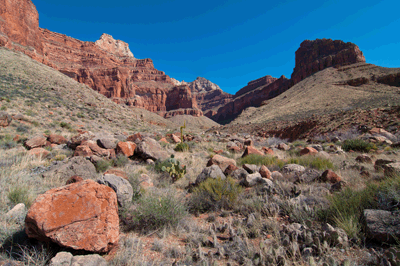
282 164 306 174
98 174 133 208
97 138 117 149
231 168 248 180
243 164 259 174
243 172 262 187
383 162 400 177
135 137 169 161
49 252 107 266
196 165 226 184
5 203 26 223
42 156 98 181
364 209 400 244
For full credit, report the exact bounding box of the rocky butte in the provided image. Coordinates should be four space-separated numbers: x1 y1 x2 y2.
210 38 367 124
0 0 203 117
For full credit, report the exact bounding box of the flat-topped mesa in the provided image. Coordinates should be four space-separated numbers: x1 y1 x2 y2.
95 33 134 58
235 75 278 97
291 38 366 85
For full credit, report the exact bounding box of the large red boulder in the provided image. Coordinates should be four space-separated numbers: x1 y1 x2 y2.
116 141 136 157
300 147 318 156
48 134 67 145
25 180 119 253
241 146 264 157
25 135 47 150
320 170 341 183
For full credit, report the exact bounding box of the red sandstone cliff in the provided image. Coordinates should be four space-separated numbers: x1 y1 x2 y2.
291 39 366 85
211 39 367 124
0 0 199 116
186 77 233 111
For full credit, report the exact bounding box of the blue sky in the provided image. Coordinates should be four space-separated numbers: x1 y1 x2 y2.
33 0 400 94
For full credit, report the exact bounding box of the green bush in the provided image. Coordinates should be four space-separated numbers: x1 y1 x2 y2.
8 186 33 208
60 121 72 130
174 142 189 152
189 177 243 213
0 135 16 149
131 189 187 231
341 139 375 152
95 159 112 173
287 156 334 171
112 154 130 168
237 154 284 168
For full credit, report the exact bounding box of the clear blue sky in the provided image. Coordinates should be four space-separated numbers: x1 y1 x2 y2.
33 0 400 95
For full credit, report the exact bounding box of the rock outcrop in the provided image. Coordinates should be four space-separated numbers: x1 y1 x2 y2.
212 75 290 123
0 0 200 117
291 39 366 85
211 39 367 124
187 77 233 111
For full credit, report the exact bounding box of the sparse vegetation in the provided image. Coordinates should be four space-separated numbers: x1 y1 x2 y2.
131 189 187 231
341 138 375 152
189 177 243 213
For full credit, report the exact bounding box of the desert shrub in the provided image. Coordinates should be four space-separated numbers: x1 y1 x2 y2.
16 125 29 133
341 139 374 152
112 154 130 168
189 177 243 213
237 154 284 168
1 106 6 110
131 189 187 231
287 156 334 171
8 186 33 208
95 159 112 173
174 142 189 152
59 121 72 130
0 135 16 149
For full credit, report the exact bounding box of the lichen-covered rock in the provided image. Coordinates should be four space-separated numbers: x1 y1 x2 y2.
97 174 133 208
41 157 97 181
364 209 400 244
25 180 119 253
135 137 169 161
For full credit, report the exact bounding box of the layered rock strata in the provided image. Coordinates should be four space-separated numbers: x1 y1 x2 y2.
291 39 366 85
211 39 368 124
0 0 199 116
186 77 233 111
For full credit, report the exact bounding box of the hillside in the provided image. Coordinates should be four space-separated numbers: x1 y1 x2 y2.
0 47 179 136
219 62 400 139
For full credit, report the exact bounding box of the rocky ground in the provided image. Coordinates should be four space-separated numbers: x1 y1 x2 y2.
1 34 400 266
1 105 400 265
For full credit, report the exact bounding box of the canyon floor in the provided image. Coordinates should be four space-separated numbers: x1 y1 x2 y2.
0 48 400 266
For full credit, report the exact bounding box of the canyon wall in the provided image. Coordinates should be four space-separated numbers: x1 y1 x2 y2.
291 39 366 85
0 0 199 116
